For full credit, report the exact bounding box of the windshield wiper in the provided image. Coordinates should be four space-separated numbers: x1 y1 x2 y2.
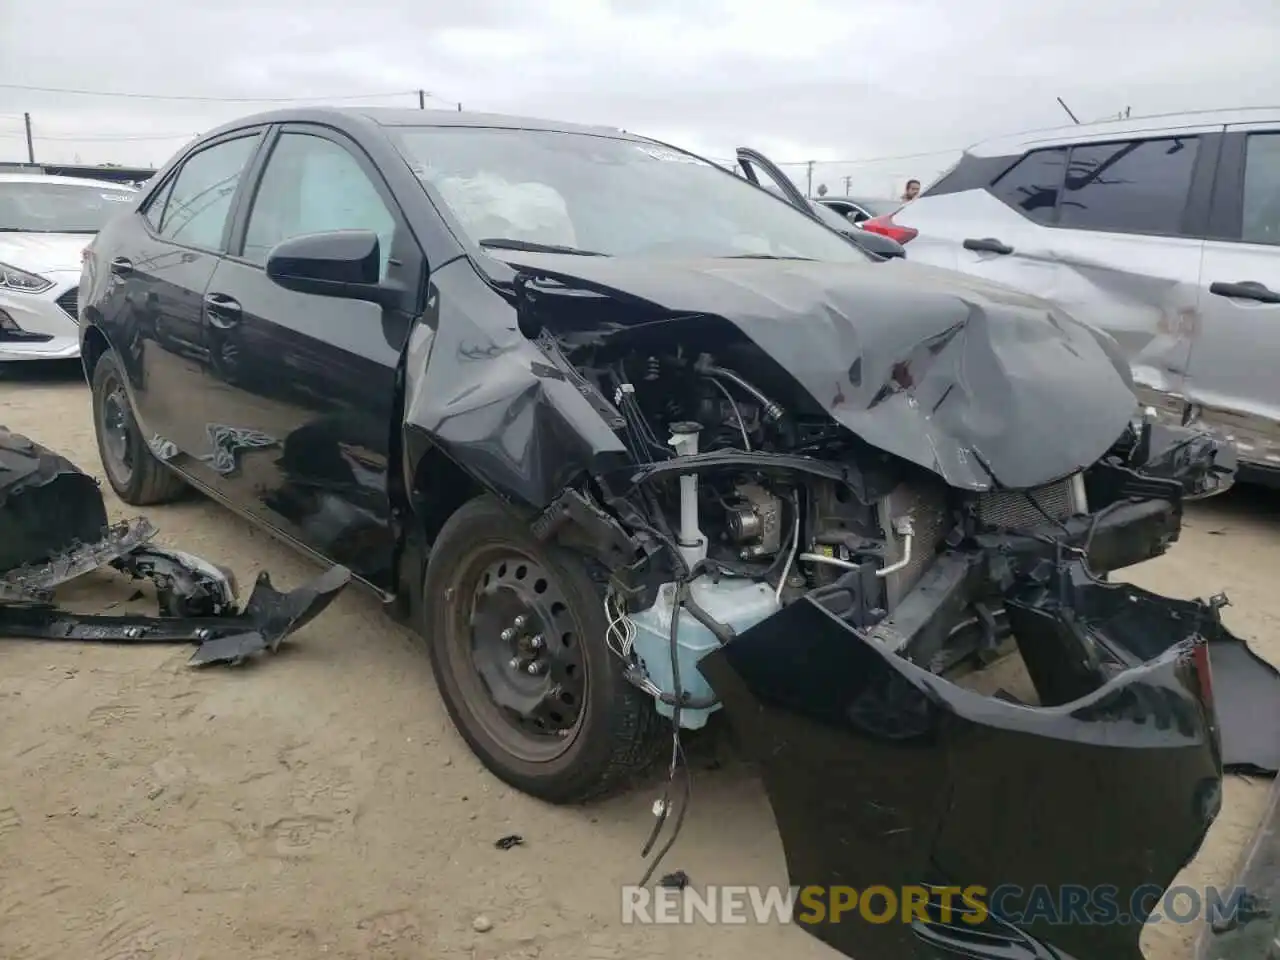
478 238 606 256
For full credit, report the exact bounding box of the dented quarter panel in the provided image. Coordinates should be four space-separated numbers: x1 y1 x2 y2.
699 593 1222 960
401 257 629 510
1040 232 1205 403
487 252 1139 491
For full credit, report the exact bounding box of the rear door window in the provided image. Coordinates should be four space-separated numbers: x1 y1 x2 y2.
1241 132 1280 245
989 148 1067 224
156 135 259 251
1058 136 1200 236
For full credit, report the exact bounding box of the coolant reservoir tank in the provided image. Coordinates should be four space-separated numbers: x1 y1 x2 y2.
629 575 781 730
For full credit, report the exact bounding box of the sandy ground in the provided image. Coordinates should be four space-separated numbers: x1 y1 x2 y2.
0 361 1276 960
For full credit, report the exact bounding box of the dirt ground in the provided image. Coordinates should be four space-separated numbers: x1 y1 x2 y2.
1 362 1276 960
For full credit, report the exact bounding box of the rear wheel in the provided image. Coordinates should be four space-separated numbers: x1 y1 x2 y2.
90 349 186 505
423 494 664 803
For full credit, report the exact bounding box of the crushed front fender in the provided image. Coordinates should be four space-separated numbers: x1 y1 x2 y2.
698 570 1222 960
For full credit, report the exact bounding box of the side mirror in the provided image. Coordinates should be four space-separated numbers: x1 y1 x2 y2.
265 229 396 306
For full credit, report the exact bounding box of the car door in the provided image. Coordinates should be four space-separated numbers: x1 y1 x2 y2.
98 131 263 463
193 124 424 590
1037 132 1220 422
1184 124 1280 472
736 148 905 259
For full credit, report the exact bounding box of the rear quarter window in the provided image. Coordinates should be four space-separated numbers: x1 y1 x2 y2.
989 148 1068 224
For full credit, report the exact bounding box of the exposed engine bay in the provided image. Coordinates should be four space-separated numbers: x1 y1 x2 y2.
525 314 1239 731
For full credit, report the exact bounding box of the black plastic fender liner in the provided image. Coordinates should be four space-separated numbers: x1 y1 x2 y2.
0 564 352 667
0 426 110 573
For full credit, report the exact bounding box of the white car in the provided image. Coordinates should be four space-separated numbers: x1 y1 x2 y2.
0 173 137 362
861 107 1280 479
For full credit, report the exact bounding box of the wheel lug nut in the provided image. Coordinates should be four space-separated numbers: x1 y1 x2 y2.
508 657 522 669
526 662 543 675
500 628 516 642
513 614 527 629
530 634 544 649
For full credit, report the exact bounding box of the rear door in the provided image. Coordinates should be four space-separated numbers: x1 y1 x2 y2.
93 131 264 463
901 130 1221 421
192 124 424 590
1184 124 1280 471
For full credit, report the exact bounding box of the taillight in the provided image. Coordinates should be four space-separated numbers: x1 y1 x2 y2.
862 213 918 245
1191 641 1215 712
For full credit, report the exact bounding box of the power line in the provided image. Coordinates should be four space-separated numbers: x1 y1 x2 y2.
0 82 418 103
0 130 196 142
771 147 963 167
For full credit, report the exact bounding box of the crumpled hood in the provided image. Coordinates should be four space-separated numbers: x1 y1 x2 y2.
497 252 1139 491
0 233 89 274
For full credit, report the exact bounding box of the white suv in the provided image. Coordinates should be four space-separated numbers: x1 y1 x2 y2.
0 174 136 361
863 107 1280 480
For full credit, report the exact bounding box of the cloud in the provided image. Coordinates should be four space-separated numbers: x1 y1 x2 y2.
1 0 1277 194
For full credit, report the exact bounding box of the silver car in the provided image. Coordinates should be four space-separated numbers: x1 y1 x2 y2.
863 107 1280 481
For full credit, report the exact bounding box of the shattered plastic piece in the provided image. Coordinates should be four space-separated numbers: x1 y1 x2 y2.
659 870 690 889
0 517 157 603
186 565 352 666
0 426 110 573
0 563 351 666
0 423 352 668
494 834 525 850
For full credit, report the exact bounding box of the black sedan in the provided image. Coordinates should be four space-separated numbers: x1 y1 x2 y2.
81 106 1236 960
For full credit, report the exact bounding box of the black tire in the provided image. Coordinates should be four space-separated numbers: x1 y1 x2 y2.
90 349 186 505
423 494 664 804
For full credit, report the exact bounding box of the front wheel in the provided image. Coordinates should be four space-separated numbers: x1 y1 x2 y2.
422 495 664 803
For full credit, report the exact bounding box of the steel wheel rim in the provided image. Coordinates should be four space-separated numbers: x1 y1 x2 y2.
99 371 134 486
445 544 589 763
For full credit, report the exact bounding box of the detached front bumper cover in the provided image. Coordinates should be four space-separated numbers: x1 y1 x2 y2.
698 552 1225 960
0 424 351 666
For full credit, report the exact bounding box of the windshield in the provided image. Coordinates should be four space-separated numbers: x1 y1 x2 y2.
392 127 867 261
0 181 135 233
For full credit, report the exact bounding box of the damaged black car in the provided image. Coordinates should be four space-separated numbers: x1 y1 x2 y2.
80 107 1242 960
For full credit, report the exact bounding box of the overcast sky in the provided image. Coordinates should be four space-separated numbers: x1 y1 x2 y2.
2 0 1278 196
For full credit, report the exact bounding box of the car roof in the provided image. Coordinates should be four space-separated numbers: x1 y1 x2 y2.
200 105 647 142
0 172 136 189
967 105 1280 157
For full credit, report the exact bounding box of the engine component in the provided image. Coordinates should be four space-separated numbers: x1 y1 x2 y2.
724 482 783 559
628 575 781 729
878 478 951 611
668 421 707 569
977 475 1085 529
694 354 785 423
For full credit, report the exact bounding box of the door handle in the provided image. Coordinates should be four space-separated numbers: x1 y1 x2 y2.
963 237 1014 255
109 257 133 276
203 292 242 328
1209 280 1280 304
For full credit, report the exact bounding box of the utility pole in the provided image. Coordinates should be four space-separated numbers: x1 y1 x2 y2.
806 160 814 197
843 175 852 196
23 112 34 163
457 102 462 112
418 90 426 109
